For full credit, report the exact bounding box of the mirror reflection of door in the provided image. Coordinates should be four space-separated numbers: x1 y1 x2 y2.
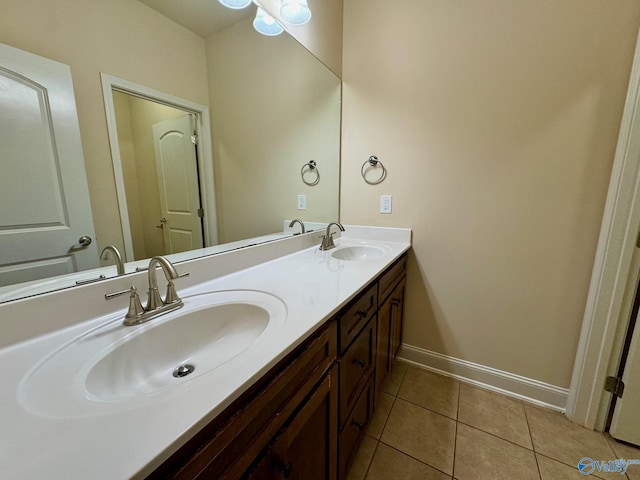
153 115 204 255
111 92 204 260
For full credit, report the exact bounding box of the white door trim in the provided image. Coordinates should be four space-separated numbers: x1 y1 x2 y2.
566 27 640 430
100 73 218 261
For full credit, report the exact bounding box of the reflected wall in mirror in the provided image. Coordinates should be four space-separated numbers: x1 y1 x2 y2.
0 0 341 303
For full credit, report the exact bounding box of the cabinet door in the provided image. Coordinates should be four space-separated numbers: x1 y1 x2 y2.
390 277 406 361
375 300 392 395
244 451 274 480
271 367 338 480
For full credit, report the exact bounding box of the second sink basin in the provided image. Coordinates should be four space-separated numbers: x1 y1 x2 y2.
331 244 390 261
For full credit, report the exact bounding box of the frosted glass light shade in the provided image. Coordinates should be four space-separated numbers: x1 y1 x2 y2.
253 7 284 36
280 0 311 25
218 0 252 9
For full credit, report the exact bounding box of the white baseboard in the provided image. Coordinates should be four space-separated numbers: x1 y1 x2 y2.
398 344 569 413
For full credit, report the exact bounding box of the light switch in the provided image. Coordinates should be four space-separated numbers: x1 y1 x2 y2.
297 194 306 210
380 195 392 214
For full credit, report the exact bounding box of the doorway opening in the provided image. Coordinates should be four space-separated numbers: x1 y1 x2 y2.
101 74 218 262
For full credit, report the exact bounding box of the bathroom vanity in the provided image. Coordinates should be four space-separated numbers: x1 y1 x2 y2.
0 226 410 479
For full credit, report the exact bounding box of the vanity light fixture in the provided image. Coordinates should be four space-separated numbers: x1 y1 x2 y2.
218 0 252 9
280 0 311 25
253 6 284 36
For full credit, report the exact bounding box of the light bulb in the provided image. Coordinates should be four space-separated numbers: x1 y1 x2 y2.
253 7 284 36
218 0 252 9
280 0 311 25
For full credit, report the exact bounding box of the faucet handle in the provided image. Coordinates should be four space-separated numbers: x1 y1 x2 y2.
164 271 189 305
105 286 145 322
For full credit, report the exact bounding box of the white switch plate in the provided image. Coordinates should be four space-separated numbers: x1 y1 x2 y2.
380 195 392 214
297 194 306 210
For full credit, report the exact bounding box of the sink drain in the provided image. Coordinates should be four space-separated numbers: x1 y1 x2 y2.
173 364 195 378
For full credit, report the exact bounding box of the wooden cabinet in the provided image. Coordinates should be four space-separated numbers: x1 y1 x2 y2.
375 257 407 397
271 368 338 480
148 321 337 480
148 251 408 480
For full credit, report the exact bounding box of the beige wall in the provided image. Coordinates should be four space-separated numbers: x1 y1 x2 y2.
207 18 340 243
341 0 640 387
0 0 209 255
259 0 343 77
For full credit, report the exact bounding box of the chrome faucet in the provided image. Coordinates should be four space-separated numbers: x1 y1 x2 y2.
105 256 189 326
100 245 125 275
288 219 306 235
319 222 345 251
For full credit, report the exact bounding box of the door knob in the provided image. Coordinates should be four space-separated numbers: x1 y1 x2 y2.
78 235 92 246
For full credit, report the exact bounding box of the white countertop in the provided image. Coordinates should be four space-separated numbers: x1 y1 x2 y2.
0 226 410 479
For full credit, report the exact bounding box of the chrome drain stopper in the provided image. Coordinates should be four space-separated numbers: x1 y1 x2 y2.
173 364 195 378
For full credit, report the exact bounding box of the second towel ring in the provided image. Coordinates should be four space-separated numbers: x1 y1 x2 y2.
361 155 387 185
301 160 320 186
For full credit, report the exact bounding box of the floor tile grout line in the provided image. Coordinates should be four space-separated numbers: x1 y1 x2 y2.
394 394 459 422
522 402 543 479
361 438 380 480
458 421 539 451
378 439 455 478
452 381 460 479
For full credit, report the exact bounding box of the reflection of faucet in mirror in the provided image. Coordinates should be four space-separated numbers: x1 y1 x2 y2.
319 222 345 251
289 219 306 235
100 245 125 276
0 1 341 305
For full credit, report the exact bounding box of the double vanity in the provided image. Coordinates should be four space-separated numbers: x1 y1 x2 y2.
0 225 410 479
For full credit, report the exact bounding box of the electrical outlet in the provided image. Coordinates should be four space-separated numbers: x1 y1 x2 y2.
297 194 306 210
380 195 392 214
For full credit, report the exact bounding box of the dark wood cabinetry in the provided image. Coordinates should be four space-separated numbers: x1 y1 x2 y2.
148 252 407 480
375 257 407 397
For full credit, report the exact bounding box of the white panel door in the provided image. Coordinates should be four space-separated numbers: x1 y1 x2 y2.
152 115 203 254
610 320 640 446
0 44 98 287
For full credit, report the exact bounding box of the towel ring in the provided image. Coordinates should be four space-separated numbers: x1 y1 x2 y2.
301 160 320 186
361 155 387 185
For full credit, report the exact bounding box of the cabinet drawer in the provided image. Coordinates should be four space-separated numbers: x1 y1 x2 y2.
150 320 337 480
339 317 375 427
338 375 375 480
339 283 377 354
378 255 406 306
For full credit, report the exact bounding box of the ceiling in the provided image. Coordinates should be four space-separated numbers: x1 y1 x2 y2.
139 0 254 37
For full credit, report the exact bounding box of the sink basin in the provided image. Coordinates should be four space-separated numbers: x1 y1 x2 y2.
331 244 389 261
19 290 286 418
85 302 270 402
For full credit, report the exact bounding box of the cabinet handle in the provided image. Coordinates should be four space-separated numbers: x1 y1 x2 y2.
356 309 368 318
352 358 366 368
351 420 364 430
277 461 293 478
391 298 401 306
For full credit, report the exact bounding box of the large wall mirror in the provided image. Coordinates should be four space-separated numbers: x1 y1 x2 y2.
0 0 341 303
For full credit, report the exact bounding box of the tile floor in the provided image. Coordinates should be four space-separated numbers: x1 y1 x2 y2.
347 361 640 480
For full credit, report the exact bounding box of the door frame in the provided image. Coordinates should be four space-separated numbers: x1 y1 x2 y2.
100 73 218 261
566 27 640 430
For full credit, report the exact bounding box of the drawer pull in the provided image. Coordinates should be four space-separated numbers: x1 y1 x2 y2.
277 461 294 478
352 359 366 368
356 309 368 318
351 420 364 430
